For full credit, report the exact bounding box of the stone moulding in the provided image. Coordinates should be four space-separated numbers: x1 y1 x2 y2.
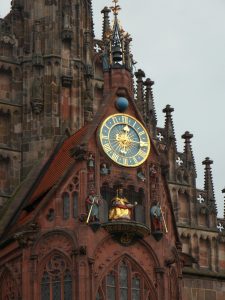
102 221 150 246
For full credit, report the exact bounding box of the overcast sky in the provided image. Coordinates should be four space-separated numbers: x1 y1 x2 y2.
1 0 225 217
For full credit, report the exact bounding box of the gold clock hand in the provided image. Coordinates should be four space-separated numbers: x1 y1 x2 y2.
131 140 148 147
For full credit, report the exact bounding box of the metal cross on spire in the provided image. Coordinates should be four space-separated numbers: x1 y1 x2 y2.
111 0 121 16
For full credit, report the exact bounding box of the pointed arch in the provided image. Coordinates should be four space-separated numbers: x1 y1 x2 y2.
177 189 190 224
169 267 180 300
39 250 73 300
0 267 21 300
95 253 158 300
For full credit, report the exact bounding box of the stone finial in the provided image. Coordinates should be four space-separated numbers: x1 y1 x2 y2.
144 78 157 136
202 157 213 166
163 105 176 144
144 77 154 88
181 131 196 175
135 69 145 81
101 6 111 40
11 0 23 9
163 104 174 116
202 157 216 212
182 131 193 142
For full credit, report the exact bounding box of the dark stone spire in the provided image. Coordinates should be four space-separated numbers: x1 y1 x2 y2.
202 157 217 212
163 105 176 146
144 78 157 136
101 6 111 41
135 69 145 114
222 188 225 219
99 0 134 72
181 131 196 173
109 1 123 65
11 0 23 10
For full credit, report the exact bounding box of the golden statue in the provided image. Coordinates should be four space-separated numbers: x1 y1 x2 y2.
109 188 133 220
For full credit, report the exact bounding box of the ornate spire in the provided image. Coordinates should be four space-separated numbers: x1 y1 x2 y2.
99 0 134 72
181 131 196 172
101 6 111 41
202 157 216 212
144 78 157 136
110 0 123 64
135 69 145 114
163 105 176 146
222 188 225 219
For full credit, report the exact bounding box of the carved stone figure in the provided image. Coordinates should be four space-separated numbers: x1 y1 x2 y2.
86 192 101 222
109 188 134 220
30 77 44 114
150 202 163 232
101 46 110 71
63 6 71 29
100 163 110 175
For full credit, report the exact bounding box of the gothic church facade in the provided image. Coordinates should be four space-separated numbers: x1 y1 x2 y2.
0 1 225 299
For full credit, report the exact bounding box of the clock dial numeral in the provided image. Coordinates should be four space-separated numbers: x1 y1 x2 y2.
139 149 147 158
99 114 150 167
121 115 128 123
112 116 120 124
132 156 138 164
140 141 148 147
122 157 128 166
112 153 119 162
103 143 111 153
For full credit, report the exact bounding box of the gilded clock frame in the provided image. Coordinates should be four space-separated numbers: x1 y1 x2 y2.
99 113 151 167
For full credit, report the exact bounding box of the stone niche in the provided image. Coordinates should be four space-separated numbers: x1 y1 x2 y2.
0 154 10 194
0 109 11 146
178 190 190 224
0 67 12 100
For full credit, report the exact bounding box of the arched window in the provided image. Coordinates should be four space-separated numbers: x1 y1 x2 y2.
106 272 116 300
73 191 78 219
1 269 21 300
132 276 141 300
119 263 128 299
63 193 70 220
41 272 50 300
96 259 153 300
40 254 72 300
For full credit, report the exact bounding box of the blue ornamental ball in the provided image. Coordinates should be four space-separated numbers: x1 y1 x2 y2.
115 97 129 112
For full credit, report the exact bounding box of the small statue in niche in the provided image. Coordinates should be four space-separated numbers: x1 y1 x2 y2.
100 163 110 175
150 164 158 177
32 76 43 100
30 99 44 114
100 46 110 72
151 202 168 233
109 188 134 221
137 169 146 182
63 6 71 30
31 76 44 114
87 153 95 168
46 208 55 222
150 202 163 232
86 191 101 223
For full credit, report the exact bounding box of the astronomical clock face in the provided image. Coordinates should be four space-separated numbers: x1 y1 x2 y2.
99 114 150 167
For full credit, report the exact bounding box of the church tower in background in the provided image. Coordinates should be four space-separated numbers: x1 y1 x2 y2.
0 0 96 206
